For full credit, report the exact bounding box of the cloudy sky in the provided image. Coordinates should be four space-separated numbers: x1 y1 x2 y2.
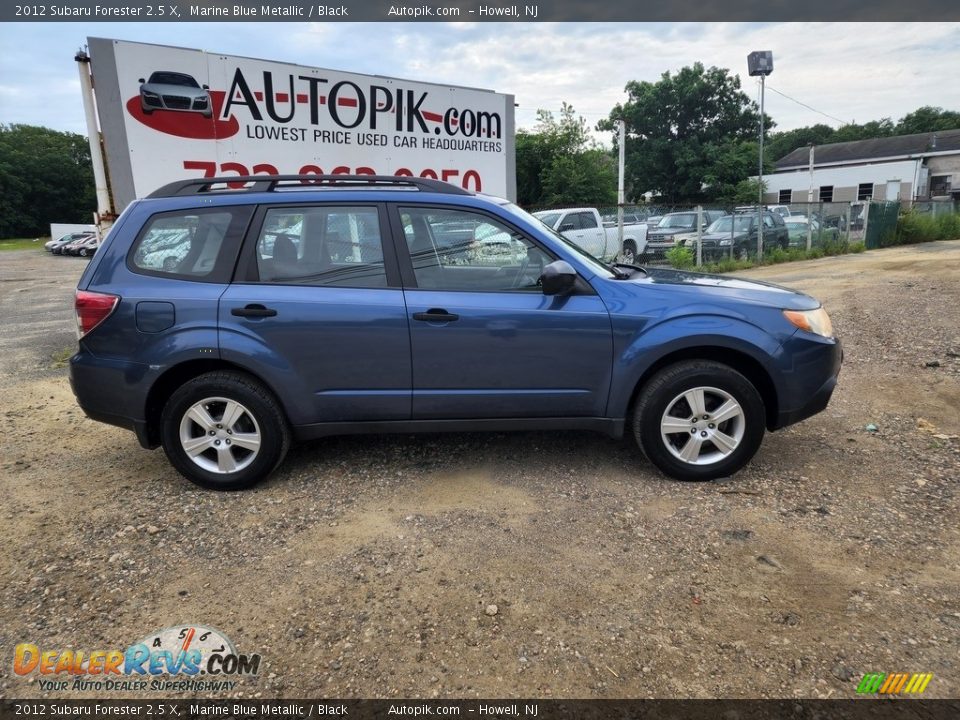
2 21 959 142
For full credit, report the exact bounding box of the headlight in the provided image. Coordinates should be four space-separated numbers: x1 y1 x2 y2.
719 239 731 246
142 91 159 98
783 307 833 338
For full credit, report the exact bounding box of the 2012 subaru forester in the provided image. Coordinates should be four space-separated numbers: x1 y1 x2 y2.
70 176 841 490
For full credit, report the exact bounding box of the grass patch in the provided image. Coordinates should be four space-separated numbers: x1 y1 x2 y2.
50 346 74 369
0 238 46 252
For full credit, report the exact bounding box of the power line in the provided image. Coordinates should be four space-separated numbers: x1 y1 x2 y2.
763 84 851 127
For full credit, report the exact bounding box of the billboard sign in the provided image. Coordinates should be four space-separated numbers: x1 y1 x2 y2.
87 38 515 210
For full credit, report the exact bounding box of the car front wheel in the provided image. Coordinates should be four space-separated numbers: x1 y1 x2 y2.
161 371 290 490
633 360 766 481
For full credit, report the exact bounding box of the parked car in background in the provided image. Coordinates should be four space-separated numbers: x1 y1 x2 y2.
47 232 94 253
784 217 840 247
63 235 101 257
69 174 841 490
533 207 648 264
645 210 727 255
700 211 789 260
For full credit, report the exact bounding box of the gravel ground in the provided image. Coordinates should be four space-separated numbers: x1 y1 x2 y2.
1 243 958 700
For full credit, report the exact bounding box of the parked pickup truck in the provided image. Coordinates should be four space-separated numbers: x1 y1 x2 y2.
533 208 648 264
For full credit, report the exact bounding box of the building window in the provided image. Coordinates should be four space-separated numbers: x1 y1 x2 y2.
819 186 834 203
857 183 873 201
778 189 791 204
930 175 952 196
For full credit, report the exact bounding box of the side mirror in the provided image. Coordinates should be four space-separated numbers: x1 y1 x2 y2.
540 260 577 296
138 78 145 84
558 222 576 232
202 84 209 90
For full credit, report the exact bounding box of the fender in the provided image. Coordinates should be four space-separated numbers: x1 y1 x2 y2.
606 312 787 418
217 326 315 425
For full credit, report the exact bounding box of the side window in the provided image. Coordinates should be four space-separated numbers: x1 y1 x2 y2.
557 214 580 232
400 207 554 292
255 206 387 288
763 214 776 228
131 207 250 280
577 212 598 229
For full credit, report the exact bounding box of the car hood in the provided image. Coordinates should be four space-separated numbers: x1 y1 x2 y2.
621 267 821 310
702 231 750 241
647 227 695 237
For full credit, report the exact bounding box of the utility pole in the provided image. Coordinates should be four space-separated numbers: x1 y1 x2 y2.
617 118 626 260
747 51 773 260
807 143 815 250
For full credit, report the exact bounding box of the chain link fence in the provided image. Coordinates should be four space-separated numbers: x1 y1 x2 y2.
590 202 859 267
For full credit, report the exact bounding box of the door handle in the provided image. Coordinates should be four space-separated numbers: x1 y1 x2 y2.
231 304 277 318
413 308 459 323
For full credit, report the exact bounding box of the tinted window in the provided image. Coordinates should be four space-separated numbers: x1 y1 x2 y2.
255 206 387 288
558 214 580 231
400 207 553 292
131 207 250 280
576 212 598 229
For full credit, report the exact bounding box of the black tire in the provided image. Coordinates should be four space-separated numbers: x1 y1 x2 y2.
621 240 637 265
79 248 88 257
632 360 766 481
160 371 290 490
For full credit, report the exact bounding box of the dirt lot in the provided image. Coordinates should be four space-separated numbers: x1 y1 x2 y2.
1 243 958 700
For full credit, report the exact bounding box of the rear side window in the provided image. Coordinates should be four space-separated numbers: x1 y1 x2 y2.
254 206 388 288
130 206 252 282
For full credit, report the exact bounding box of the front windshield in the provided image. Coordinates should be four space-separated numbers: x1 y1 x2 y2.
708 216 753 233
500 202 615 278
659 213 697 229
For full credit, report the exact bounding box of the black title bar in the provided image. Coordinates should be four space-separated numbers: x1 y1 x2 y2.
4 1 959 22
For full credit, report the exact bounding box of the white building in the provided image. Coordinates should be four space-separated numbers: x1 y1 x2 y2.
764 129 960 207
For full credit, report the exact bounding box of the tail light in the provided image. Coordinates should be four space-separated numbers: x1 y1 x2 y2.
75 290 119 338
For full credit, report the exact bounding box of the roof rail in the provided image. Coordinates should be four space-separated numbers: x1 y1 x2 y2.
147 174 473 198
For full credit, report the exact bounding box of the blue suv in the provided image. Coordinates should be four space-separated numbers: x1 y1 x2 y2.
70 176 841 490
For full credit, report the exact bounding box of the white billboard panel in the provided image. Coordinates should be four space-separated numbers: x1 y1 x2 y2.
88 38 515 210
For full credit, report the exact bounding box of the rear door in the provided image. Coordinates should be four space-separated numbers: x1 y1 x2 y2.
219 203 411 427
393 205 612 420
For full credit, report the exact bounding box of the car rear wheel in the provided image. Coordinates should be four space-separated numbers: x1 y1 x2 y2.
633 360 766 481
621 240 637 265
161 371 290 490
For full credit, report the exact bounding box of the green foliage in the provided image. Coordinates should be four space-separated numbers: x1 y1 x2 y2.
849 241 866 253
600 63 770 203
730 178 767 205
765 247 790 264
516 104 617 207
666 245 695 269
0 124 96 237
894 210 960 244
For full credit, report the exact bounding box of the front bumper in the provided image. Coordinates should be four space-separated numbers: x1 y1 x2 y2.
771 333 843 430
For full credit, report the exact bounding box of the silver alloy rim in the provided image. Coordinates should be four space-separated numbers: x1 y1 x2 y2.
179 396 261 474
621 247 635 264
660 386 745 466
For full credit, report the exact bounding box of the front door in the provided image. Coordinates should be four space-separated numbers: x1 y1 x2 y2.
394 205 612 420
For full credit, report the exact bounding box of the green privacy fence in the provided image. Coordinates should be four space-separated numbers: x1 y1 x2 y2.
864 201 900 249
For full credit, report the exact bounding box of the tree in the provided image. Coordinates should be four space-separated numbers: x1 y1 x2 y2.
895 106 960 135
601 63 770 203
0 124 96 238
516 104 617 208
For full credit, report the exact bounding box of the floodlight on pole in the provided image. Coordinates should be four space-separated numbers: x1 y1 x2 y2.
747 51 773 260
